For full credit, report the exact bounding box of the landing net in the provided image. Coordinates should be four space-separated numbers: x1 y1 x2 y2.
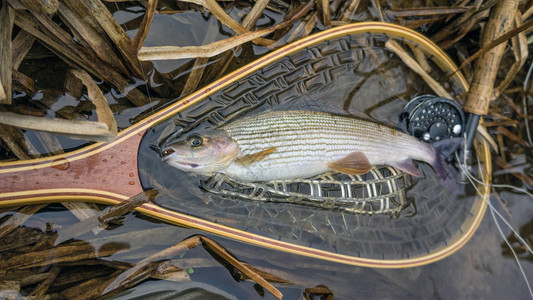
201 166 413 216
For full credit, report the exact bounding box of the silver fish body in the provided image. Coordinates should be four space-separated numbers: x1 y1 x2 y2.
162 110 439 182
221 110 435 181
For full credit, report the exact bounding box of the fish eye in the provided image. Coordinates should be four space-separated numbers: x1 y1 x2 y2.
188 135 203 147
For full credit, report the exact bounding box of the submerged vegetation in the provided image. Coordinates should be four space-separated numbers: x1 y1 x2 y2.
0 0 532 298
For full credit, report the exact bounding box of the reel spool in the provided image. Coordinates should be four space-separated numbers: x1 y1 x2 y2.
398 95 465 142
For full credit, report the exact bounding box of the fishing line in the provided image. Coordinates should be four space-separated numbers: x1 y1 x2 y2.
465 160 533 199
490 205 533 299
458 156 533 299
456 148 532 299
456 151 533 255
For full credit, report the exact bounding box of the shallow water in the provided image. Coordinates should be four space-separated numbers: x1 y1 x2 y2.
1 2 532 299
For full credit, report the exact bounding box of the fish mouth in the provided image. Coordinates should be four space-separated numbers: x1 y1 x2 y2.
163 157 199 169
160 150 199 169
177 161 199 168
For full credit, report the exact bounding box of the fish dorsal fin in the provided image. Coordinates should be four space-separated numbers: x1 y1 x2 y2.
328 152 372 175
235 147 277 166
388 159 420 177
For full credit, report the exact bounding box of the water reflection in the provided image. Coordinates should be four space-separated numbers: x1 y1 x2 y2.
502 214 533 262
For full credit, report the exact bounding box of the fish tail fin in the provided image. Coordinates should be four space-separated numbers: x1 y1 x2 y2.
430 138 465 195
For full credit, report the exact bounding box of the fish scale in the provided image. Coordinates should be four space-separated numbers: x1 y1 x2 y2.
219 110 436 181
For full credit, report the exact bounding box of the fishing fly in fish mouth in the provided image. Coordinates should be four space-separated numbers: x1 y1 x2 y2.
160 110 461 187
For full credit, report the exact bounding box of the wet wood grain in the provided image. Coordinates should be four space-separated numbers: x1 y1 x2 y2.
0 127 143 201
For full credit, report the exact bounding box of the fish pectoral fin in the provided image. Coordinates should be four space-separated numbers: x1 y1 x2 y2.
388 159 420 177
235 147 277 166
328 152 372 175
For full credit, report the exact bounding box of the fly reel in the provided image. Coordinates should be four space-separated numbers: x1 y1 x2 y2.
398 95 465 142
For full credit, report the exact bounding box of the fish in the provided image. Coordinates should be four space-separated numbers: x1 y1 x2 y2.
160 110 461 187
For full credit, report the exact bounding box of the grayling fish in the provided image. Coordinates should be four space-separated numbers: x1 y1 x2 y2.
161 110 458 184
